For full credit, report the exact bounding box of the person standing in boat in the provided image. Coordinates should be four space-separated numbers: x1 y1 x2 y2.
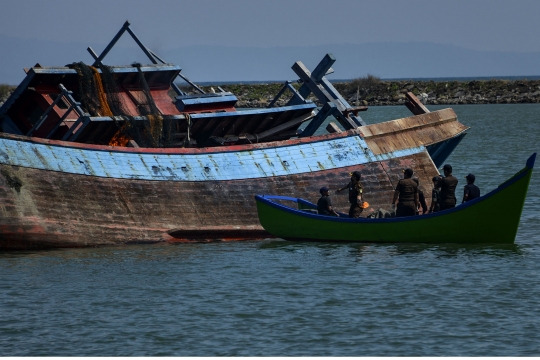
439 164 459 210
413 178 428 214
462 173 481 203
428 176 442 213
392 168 419 217
336 171 365 218
317 187 340 217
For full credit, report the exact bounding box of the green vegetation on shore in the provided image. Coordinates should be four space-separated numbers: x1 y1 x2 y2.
3 78 540 109
0 84 15 104
201 77 540 108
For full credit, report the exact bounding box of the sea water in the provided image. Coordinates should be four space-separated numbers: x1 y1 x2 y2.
0 104 539 356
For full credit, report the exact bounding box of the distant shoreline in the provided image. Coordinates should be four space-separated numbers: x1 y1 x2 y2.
219 78 540 108
197 75 540 86
3 78 540 109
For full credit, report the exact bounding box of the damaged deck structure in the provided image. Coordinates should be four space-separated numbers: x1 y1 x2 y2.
0 22 469 249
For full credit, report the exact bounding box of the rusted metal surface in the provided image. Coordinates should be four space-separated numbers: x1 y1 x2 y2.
358 108 469 155
0 146 439 250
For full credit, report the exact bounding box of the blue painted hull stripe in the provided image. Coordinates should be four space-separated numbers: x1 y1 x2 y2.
0 136 425 181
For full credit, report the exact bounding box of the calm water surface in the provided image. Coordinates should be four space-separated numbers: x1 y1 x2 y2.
1 104 539 356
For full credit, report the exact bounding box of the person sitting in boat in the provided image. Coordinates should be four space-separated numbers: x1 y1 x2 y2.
412 178 428 215
428 176 442 213
392 168 419 217
440 164 459 210
317 186 339 217
462 173 481 203
336 171 365 218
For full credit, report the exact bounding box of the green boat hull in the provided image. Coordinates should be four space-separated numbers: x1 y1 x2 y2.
255 153 536 244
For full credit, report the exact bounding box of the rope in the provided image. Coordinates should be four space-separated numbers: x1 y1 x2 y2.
90 67 113 117
183 113 191 147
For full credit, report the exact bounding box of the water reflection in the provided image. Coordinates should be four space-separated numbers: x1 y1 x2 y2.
260 238 524 259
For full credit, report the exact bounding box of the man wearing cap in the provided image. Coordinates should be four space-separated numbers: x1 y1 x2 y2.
317 187 339 217
336 171 364 218
392 168 418 217
462 173 480 203
439 164 459 210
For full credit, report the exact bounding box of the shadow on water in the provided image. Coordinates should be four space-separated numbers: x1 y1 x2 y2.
259 238 524 258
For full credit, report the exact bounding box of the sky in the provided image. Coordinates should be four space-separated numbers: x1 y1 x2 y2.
1 0 540 83
2 0 539 52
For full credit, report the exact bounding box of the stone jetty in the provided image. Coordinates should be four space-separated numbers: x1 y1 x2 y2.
222 79 540 108
2 79 540 108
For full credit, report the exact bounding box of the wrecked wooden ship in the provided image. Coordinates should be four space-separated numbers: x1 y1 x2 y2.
0 22 469 249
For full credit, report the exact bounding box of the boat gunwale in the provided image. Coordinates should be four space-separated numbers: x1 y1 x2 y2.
255 153 536 224
0 107 461 156
0 125 361 155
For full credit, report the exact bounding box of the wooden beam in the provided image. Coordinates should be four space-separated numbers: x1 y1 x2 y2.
405 92 430 115
326 122 342 134
299 102 337 137
289 62 339 108
342 106 368 117
91 21 131 67
255 111 314 140
207 111 314 144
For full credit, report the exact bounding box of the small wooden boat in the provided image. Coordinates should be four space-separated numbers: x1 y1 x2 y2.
255 153 536 244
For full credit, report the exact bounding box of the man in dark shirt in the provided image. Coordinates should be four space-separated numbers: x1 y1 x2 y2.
317 186 339 217
336 171 365 218
392 168 418 217
462 173 481 203
439 164 459 210
413 178 428 214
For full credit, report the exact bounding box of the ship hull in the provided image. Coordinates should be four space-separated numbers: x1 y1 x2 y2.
0 130 440 250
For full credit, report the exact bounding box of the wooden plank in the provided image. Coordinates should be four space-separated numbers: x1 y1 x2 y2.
326 122 342 133
256 112 314 140
405 92 430 115
361 108 469 155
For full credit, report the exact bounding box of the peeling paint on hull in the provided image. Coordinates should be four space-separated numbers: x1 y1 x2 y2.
0 129 440 249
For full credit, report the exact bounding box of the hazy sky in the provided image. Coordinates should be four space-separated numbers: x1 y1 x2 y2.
1 0 540 53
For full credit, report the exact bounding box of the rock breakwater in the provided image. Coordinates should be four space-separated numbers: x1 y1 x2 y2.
3 79 540 109
0 84 15 107
221 79 540 108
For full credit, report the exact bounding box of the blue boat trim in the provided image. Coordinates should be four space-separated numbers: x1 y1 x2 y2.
188 103 316 119
0 133 425 181
255 152 535 223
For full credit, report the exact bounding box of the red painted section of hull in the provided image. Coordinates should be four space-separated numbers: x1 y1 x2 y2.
0 151 439 250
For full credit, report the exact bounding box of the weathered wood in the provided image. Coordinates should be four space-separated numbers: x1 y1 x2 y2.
326 122 342 133
359 108 469 155
299 102 337 137
286 55 366 127
0 149 440 249
405 92 430 115
128 140 139 148
256 111 314 140
295 53 336 101
289 62 335 108
342 106 368 117
90 21 131 67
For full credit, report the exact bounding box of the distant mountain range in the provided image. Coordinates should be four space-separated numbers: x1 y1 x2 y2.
1 34 540 85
